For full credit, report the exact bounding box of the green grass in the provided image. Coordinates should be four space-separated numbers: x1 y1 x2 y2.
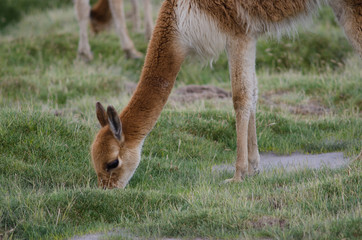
0 0 73 29
0 3 361 240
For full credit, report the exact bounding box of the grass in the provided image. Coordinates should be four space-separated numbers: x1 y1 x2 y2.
0 2 361 240
0 0 72 29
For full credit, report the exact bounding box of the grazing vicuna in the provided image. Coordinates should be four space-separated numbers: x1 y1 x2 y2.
91 0 362 189
74 0 153 61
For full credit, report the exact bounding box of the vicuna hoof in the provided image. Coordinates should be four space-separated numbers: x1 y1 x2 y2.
248 167 260 176
124 49 143 59
224 177 243 184
77 51 93 62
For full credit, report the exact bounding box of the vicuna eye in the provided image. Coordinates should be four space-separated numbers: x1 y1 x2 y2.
106 159 119 172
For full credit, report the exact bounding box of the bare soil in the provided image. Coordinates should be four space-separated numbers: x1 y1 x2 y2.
126 83 329 115
171 85 231 102
125 82 231 103
261 90 330 115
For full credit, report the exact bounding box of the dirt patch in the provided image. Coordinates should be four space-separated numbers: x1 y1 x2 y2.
124 82 231 103
261 90 330 115
171 85 231 102
288 100 328 115
126 82 329 114
248 216 287 229
212 152 350 174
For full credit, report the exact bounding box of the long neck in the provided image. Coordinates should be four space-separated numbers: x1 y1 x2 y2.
120 0 185 142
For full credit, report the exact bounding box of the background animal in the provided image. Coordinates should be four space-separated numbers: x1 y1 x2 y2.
74 0 153 61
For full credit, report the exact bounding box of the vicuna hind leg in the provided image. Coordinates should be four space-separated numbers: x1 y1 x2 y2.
247 74 260 176
225 36 257 182
108 0 143 59
74 0 93 61
329 0 362 57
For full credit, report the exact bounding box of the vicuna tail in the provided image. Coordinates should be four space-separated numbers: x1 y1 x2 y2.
90 0 112 33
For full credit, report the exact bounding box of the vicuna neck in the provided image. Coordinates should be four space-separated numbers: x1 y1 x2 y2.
120 1 184 143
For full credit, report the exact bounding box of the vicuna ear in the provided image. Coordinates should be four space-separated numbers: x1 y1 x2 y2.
107 105 123 141
96 102 108 127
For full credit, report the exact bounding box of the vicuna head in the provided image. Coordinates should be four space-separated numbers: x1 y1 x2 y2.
91 102 141 189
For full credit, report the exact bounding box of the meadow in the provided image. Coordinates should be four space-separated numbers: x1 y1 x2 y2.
0 1 361 239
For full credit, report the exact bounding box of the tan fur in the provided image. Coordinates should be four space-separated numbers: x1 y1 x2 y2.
92 0 362 188
74 0 154 61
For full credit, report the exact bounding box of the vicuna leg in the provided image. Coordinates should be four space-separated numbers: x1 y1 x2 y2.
144 0 153 40
329 0 362 57
247 73 260 175
74 0 93 62
108 0 143 59
130 0 141 33
226 36 257 182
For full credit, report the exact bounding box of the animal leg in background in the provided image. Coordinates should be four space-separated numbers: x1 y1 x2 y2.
144 0 154 40
109 0 142 58
128 0 153 40
75 0 93 62
108 0 143 59
130 0 141 33
75 0 145 61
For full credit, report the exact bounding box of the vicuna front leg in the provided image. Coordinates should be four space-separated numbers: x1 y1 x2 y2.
226 36 257 182
108 0 142 59
74 0 93 62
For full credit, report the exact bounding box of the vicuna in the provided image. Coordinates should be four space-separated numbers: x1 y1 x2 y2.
91 0 361 189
